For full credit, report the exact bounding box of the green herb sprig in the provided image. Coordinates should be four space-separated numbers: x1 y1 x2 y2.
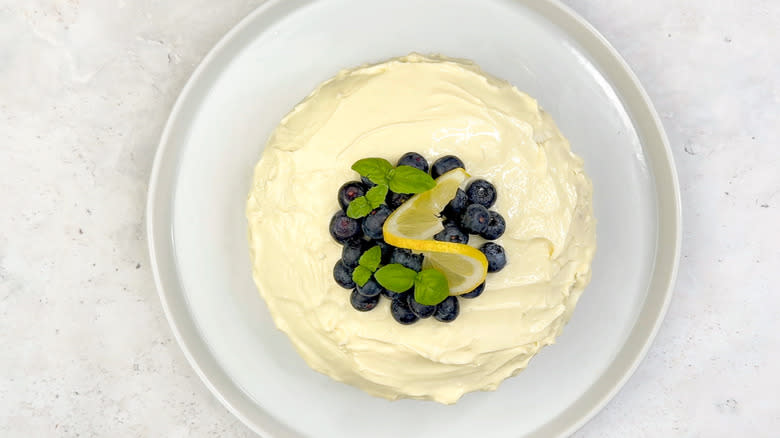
346 185 388 218
375 264 449 306
351 246 382 287
345 158 435 219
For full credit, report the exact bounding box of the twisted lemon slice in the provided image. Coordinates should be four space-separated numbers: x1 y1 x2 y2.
382 169 488 295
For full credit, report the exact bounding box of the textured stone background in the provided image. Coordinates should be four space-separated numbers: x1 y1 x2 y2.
1 0 778 436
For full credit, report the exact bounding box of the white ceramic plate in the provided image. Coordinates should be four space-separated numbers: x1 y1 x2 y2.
147 0 681 436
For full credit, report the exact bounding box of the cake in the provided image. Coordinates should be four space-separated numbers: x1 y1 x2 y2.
246 54 596 404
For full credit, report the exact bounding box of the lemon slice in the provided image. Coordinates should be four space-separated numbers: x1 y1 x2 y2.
383 168 468 243
383 168 488 295
422 246 489 295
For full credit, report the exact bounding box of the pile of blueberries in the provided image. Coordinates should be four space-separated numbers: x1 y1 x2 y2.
329 153 507 325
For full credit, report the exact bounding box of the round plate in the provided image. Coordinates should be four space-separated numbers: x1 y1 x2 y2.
147 0 681 436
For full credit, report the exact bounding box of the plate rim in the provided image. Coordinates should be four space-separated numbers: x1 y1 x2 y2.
146 0 682 436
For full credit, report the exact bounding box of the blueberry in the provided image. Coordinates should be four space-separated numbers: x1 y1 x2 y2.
431 155 465 179
441 217 461 230
397 152 429 172
337 181 367 211
407 293 436 318
361 175 377 188
375 240 394 264
459 204 490 234
434 224 469 244
362 205 391 240
466 179 497 208
329 210 362 243
480 211 506 240
357 277 384 298
341 239 365 268
461 282 485 299
350 288 379 312
390 248 424 271
480 242 507 272
386 191 412 210
333 260 355 289
381 288 404 301
434 296 459 322
442 188 468 219
390 294 419 325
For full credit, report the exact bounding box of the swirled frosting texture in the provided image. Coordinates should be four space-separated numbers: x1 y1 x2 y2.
246 54 596 404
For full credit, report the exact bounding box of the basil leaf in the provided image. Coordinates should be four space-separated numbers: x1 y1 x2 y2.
374 264 417 292
388 165 436 194
352 158 392 185
346 196 372 219
359 246 382 272
413 269 449 305
365 184 389 209
352 265 372 287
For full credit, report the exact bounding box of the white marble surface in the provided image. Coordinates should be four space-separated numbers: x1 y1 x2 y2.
0 0 777 436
